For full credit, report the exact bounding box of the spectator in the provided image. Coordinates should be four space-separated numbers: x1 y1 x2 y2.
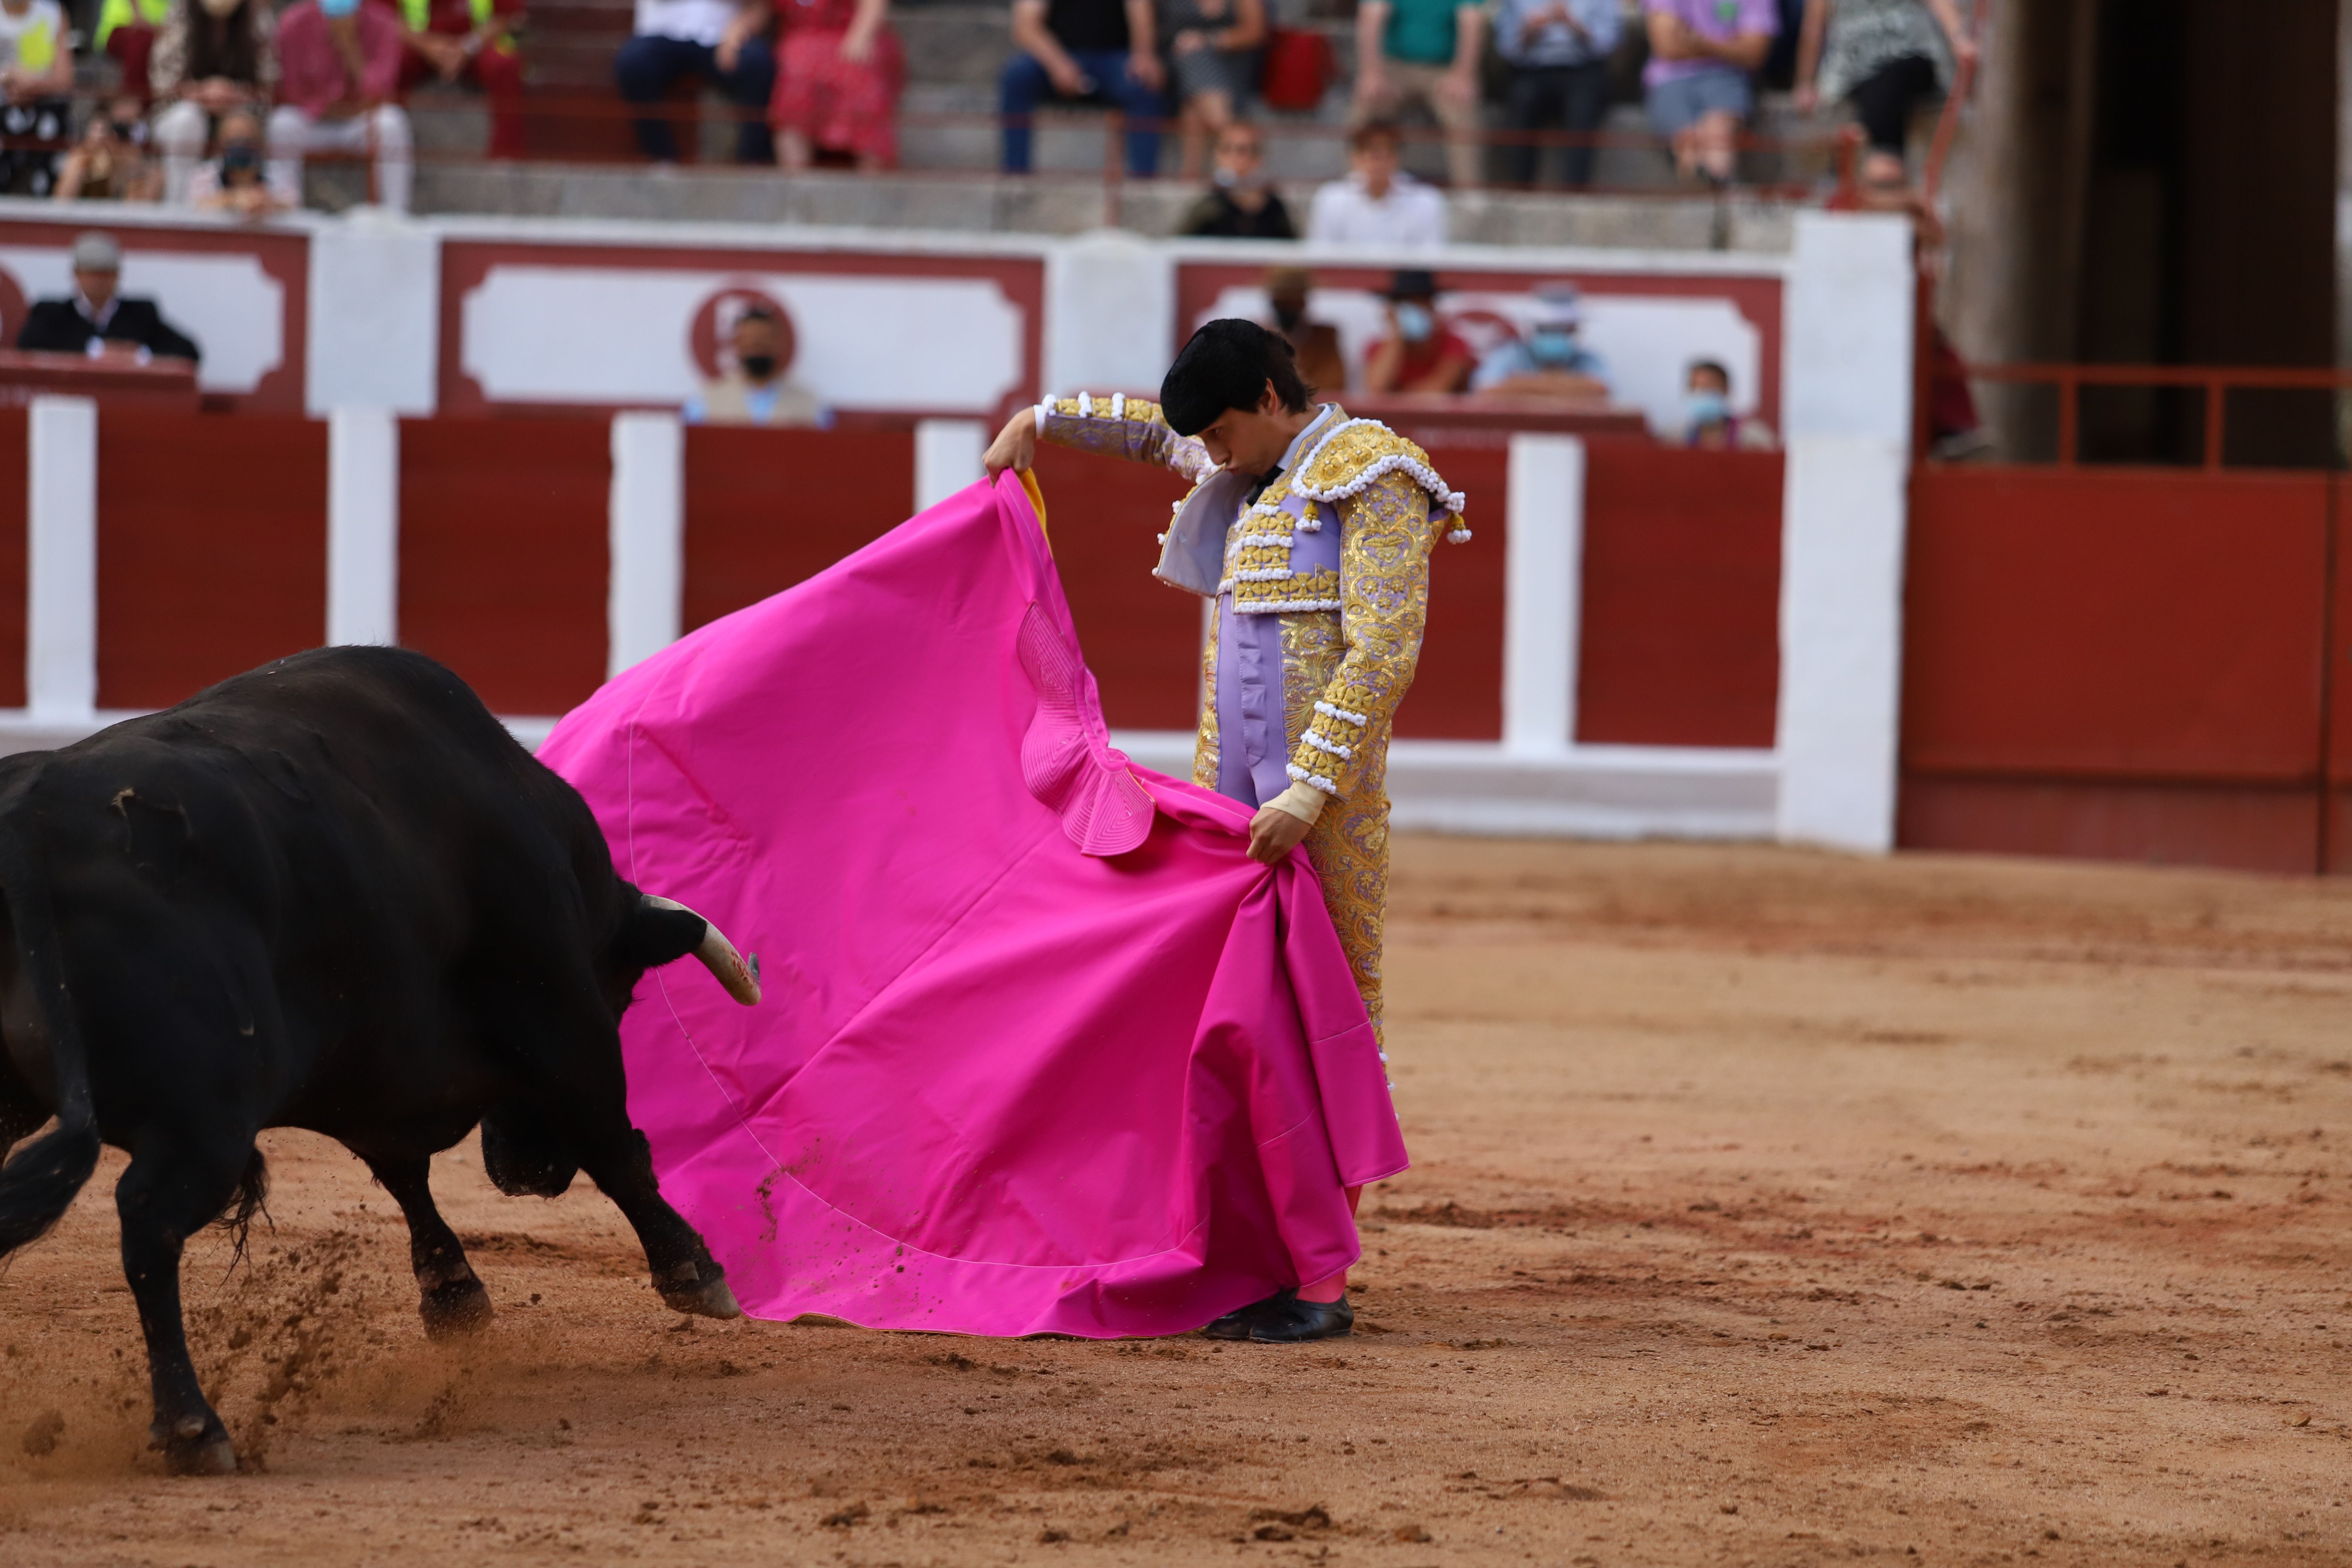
187 107 291 215
616 0 777 165
1794 0 1972 188
95 0 171 99
1493 0 1618 188
152 0 279 206
1470 283 1608 398
1642 0 1776 185
683 307 828 426
16 232 200 362
1263 265 1346 393
270 0 412 211
770 0 902 171
1178 119 1294 238
1681 359 1776 448
1350 0 1483 189
0 0 73 198
1305 119 1447 246
399 0 528 161
1161 0 1262 176
1362 268 1472 395
999 0 1165 179
55 97 163 202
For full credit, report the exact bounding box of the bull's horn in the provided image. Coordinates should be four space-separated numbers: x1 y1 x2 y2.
644 895 762 1006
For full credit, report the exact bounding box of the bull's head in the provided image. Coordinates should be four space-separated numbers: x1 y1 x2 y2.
609 890 763 1007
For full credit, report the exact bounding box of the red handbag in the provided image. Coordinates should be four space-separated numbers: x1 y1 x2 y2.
1259 26 1335 113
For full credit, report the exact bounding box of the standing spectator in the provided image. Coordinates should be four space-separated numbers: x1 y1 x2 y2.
1178 118 1294 237
95 0 172 99
152 0 280 206
999 0 1166 178
1263 265 1346 393
270 0 413 211
1794 0 1973 188
0 0 73 198
187 106 291 214
1642 0 1777 185
1681 358 1776 447
770 0 902 170
1470 283 1608 397
1305 119 1446 246
1349 0 1484 190
683 306 828 425
1161 0 1262 177
615 0 777 165
16 232 200 361
399 0 528 161
1493 0 1618 188
1362 267 1472 395
55 97 162 201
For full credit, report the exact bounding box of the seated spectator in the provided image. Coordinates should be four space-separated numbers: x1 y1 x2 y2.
1000 0 1166 179
1306 119 1447 247
683 306 828 426
1470 284 1607 398
187 107 292 216
770 0 902 171
616 0 777 165
1161 0 1262 176
1794 0 1972 188
1179 119 1294 238
1350 0 1483 189
15 231 200 362
1642 0 1776 185
1681 358 1776 448
152 0 279 206
0 0 74 198
269 0 412 211
1362 268 1472 395
399 0 527 161
55 97 163 202
1263 265 1346 393
95 0 172 99
1494 0 1618 188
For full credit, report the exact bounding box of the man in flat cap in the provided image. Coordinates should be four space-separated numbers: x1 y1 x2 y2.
16 232 201 363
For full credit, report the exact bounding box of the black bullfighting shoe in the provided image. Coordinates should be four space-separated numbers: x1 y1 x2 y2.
1202 1291 1288 1340
1248 1290 1354 1343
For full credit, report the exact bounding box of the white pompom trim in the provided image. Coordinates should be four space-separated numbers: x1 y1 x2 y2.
1447 527 1473 544
1235 598 1342 614
1290 418 1469 516
1233 567 1295 582
1109 393 1125 418
1302 731 1354 761
1286 762 1338 793
1314 700 1369 726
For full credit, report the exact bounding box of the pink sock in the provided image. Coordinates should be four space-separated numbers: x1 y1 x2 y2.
1295 1184 1366 1303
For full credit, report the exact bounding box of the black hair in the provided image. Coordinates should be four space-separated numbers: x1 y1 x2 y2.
1160 318 1311 436
736 305 779 325
1349 118 1403 152
1687 359 1731 387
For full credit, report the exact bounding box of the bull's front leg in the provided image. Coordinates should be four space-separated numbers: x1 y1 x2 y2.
577 1127 741 1320
363 1153 493 1337
117 1133 251 1474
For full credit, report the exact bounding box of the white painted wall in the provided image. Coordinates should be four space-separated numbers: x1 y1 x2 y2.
914 419 988 512
306 212 439 416
608 412 683 678
327 408 399 646
1502 433 1583 756
1042 230 1177 396
26 396 95 721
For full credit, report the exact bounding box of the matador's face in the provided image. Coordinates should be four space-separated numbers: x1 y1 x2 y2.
1195 386 1295 478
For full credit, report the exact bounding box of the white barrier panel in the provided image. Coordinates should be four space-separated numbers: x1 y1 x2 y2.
608 412 684 680
27 395 95 721
914 419 989 513
1502 433 1584 756
327 408 400 647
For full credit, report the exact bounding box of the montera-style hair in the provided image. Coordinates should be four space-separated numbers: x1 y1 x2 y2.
1159 318 1312 436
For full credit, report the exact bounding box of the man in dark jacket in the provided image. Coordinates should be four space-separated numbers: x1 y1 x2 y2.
1179 120 1298 239
15 231 201 362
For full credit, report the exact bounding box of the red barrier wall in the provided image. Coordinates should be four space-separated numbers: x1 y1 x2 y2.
1397 439 1504 741
0 408 24 709
1901 466 2331 874
97 411 325 711
1031 443 1202 733
399 419 609 716
682 427 916 632
1576 443 1782 748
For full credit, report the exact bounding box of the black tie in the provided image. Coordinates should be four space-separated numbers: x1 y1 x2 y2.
1245 466 1284 506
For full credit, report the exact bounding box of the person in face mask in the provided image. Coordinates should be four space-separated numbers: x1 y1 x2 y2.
1681 358 1777 450
1179 120 1297 239
1470 282 1609 400
684 305 831 427
1363 268 1474 395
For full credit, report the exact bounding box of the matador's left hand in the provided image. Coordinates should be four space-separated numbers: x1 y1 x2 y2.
1246 803 1314 865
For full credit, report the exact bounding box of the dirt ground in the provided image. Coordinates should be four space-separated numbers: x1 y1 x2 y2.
2 836 2349 1567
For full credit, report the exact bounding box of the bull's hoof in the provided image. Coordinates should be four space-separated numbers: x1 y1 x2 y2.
419 1277 494 1340
155 1416 238 1476
658 1266 742 1321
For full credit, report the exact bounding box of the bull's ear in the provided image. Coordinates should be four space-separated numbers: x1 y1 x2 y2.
612 896 708 973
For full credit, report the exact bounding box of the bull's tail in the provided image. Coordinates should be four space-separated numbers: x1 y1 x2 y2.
0 810 101 1259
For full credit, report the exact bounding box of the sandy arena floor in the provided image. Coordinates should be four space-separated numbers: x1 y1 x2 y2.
1 836 2348 1566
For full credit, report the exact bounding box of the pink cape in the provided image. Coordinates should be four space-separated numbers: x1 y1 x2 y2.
539 473 1407 1337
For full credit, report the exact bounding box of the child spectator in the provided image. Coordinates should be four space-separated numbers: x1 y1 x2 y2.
152 0 279 206
770 0 902 170
1793 0 1973 189
1681 358 1777 449
187 106 291 216
1642 0 1777 185
1306 119 1447 246
399 0 528 161
1179 119 1295 238
1363 267 1473 395
999 0 1167 178
1350 0 1484 189
54 97 162 202
271 0 412 210
615 0 777 165
1492 0 1618 188
1471 284 1608 398
1161 0 1262 176
0 0 74 198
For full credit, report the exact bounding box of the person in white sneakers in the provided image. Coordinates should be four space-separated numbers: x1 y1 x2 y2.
1305 119 1447 247
267 0 412 211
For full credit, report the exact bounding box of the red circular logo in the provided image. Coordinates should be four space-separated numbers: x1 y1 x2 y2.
689 286 797 380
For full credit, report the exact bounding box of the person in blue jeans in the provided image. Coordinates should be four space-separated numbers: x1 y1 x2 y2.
1001 0 1168 177
615 0 778 164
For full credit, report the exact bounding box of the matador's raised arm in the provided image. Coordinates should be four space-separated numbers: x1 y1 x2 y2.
1035 393 1220 487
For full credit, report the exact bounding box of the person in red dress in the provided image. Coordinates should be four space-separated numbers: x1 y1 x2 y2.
769 0 901 170
397 0 526 160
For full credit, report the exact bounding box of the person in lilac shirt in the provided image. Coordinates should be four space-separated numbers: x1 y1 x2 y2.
1642 0 1776 185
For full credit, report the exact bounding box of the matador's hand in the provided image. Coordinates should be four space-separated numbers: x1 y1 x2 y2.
1246 803 1314 864
984 407 1037 478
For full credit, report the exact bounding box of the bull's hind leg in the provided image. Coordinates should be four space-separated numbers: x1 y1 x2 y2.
117 1130 255 1474
363 1154 492 1337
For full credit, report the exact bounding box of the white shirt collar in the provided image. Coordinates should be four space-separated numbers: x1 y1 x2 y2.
75 291 118 329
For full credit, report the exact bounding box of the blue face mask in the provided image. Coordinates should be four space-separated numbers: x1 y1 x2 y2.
1394 302 1435 343
1527 328 1578 367
1686 389 1731 426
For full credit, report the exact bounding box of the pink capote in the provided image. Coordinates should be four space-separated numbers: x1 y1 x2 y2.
539 473 1408 1338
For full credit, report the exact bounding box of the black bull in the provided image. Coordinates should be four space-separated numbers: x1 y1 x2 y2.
0 646 760 1473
